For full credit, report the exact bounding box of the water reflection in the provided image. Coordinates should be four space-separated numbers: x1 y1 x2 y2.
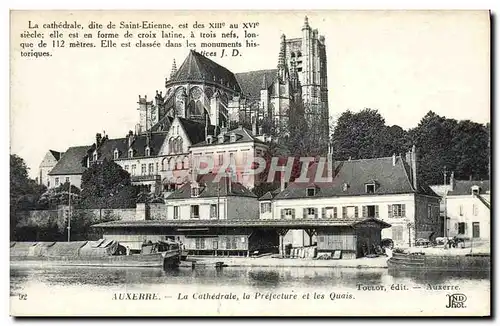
10 264 490 297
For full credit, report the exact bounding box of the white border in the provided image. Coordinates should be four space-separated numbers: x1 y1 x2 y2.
3 0 497 324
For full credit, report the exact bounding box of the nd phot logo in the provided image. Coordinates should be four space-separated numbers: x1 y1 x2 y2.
446 293 467 308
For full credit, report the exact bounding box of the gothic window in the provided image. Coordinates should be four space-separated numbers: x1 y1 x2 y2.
168 138 175 154
175 87 186 116
113 149 119 160
205 87 214 99
183 156 190 170
176 138 183 153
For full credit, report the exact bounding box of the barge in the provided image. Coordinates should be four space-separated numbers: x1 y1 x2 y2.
10 239 182 268
387 252 490 272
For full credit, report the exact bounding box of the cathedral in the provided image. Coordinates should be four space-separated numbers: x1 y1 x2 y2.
136 16 329 143
42 17 330 193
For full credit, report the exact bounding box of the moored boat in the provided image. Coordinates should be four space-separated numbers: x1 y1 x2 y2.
10 240 182 268
387 252 490 272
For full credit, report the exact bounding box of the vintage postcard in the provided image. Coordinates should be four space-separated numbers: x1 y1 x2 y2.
9 10 491 316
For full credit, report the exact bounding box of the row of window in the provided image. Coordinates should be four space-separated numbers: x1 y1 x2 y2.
193 152 248 168
124 163 158 176
54 176 71 187
455 221 481 238
194 237 245 250
268 204 407 219
172 204 223 220
458 204 480 216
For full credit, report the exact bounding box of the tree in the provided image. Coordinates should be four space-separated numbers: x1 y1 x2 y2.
408 111 490 185
79 159 140 209
37 182 81 209
10 154 46 239
331 109 407 160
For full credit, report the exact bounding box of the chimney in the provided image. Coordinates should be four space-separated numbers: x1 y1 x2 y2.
204 114 209 140
227 173 232 194
280 166 286 192
392 153 396 166
95 133 102 147
450 171 455 190
128 130 134 147
411 145 418 190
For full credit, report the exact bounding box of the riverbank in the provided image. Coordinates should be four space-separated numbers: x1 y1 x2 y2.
182 256 389 269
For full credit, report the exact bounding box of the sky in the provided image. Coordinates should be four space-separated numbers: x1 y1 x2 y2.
10 10 490 178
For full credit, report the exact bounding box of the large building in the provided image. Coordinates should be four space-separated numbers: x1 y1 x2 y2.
262 147 441 249
138 16 329 145
43 16 329 191
431 177 490 242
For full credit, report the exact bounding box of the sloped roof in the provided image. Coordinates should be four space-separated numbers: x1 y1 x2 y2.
191 126 265 147
49 150 63 161
93 218 391 229
448 180 490 196
259 188 282 201
177 117 214 145
48 146 91 175
274 156 439 200
170 50 241 92
235 69 278 99
94 133 168 160
150 115 174 133
167 176 257 200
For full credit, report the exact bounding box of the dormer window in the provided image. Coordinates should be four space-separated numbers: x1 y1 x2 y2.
471 185 480 196
191 186 199 197
207 135 213 144
128 148 134 158
230 133 236 143
93 150 98 161
145 147 150 157
113 149 119 160
342 183 349 192
218 134 224 143
306 187 316 197
365 183 376 194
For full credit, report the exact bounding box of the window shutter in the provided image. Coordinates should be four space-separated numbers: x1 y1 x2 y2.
342 207 347 219
362 206 367 218
322 207 326 219
303 208 307 219
388 205 393 218
375 205 379 218
354 206 359 219
281 209 285 219
334 207 337 219
292 209 295 219
314 208 318 219
464 223 468 231
402 204 406 217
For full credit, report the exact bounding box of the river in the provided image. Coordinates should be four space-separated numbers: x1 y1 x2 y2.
10 264 490 316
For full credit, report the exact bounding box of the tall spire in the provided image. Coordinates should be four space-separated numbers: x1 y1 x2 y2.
302 16 310 30
261 73 267 89
277 34 288 81
170 59 177 79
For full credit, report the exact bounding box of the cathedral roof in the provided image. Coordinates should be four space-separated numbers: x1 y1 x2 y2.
235 69 277 99
170 50 241 92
